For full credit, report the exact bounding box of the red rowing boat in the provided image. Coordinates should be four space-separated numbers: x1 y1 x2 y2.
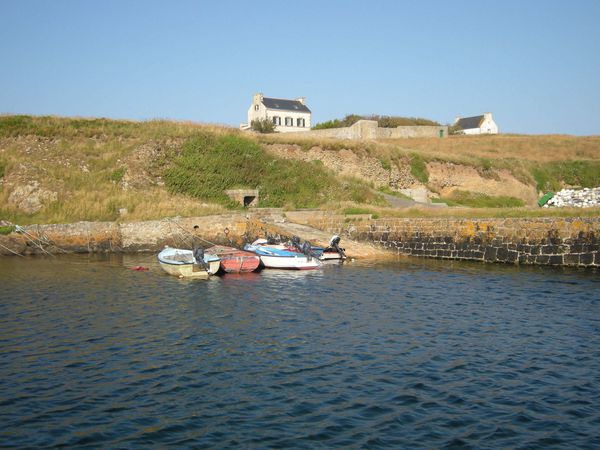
205 245 261 273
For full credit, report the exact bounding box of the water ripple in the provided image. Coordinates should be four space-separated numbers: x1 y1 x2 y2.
1 255 599 448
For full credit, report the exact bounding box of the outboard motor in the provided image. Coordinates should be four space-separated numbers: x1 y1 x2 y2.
193 247 208 270
328 235 346 258
290 236 302 252
301 241 313 260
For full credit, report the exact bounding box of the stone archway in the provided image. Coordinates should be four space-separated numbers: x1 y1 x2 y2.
225 189 259 207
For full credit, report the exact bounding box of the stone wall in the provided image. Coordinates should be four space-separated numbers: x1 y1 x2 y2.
282 120 447 140
288 212 600 267
0 215 251 255
3 212 599 267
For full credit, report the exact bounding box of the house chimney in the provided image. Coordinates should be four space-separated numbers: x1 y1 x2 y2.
253 92 264 105
295 97 306 105
483 112 492 120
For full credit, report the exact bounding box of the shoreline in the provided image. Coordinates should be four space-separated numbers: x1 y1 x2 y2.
1 212 599 268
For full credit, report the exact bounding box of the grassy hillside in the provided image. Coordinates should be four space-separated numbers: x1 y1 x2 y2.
0 115 382 224
1 115 598 224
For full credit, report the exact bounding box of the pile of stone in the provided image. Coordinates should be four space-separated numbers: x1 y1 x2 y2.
544 188 600 208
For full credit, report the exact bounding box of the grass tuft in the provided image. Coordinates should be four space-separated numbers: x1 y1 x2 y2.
410 153 428 183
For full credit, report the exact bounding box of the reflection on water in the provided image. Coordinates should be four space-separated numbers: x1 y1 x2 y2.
1 254 599 448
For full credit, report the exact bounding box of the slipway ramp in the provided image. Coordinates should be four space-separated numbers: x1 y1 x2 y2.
247 213 393 259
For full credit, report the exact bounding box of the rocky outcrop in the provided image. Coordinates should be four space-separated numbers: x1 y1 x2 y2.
264 144 417 189
426 162 538 205
7 181 58 214
265 144 539 205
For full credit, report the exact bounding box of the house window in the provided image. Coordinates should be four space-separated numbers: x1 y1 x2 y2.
254 104 259 111
285 117 293 126
272 116 281 125
296 118 305 127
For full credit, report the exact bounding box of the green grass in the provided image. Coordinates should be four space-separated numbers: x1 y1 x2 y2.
438 190 525 208
410 153 428 183
0 225 16 235
343 207 373 215
532 161 600 191
379 158 391 171
377 186 412 199
110 168 126 183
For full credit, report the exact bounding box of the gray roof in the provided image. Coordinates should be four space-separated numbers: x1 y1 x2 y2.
262 97 311 113
455 115 484 130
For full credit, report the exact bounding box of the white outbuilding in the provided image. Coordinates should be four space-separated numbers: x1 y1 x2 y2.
453 112 498 135
243 93 312 133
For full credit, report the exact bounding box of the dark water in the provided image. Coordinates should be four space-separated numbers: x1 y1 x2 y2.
1 254 599 449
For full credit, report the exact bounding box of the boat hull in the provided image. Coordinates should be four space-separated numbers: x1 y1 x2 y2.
244 244 321 270
206 246 261 273
157 248 221 278
259 254 320 270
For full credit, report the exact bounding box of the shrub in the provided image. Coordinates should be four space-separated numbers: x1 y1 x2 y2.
313 114 440 129
251 118 276 133
531 161 600 191
163 134 379 208
312 119 344 130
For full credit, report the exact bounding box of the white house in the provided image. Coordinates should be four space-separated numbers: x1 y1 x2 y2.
243 93 312 132
453 112 498 135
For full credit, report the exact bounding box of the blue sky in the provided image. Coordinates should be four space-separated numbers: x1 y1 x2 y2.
1 0 599 135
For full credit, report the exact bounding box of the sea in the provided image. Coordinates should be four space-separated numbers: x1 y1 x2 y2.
1 254 599 449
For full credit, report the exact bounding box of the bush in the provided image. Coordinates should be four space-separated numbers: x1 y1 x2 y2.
532 161 600 191
313 114 439 129
251 118 276 133
163 134 380 208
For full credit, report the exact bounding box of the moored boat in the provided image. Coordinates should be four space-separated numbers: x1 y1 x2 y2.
252 235 347 262
157 247 220 278
205 245 261 273
244 240 321 270
312 235 347 261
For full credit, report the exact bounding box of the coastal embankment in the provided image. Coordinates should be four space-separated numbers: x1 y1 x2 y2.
1 211 599 267
287 211 600 267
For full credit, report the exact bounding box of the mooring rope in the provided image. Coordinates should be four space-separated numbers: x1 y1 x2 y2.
163 218 220 248
14 226 55 257
0 241 25 257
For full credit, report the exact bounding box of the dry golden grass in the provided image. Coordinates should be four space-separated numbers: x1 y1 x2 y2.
252 132 600 171
381 134 600 163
